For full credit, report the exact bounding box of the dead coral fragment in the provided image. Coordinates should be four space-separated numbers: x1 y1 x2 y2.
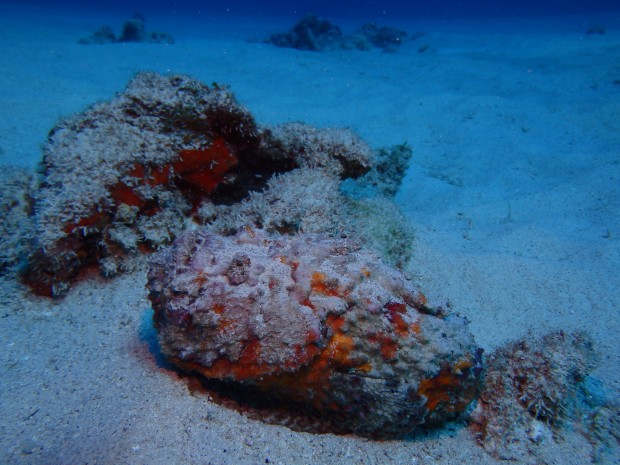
266 14 407 52
470 331 606 461
79 14 174 44
147 227 482 438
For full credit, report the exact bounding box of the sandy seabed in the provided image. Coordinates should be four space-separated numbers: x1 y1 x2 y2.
1 4 619 464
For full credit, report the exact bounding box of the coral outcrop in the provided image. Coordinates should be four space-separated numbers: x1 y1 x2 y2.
23 72 414 297
147 227 482 438
23 72 382 297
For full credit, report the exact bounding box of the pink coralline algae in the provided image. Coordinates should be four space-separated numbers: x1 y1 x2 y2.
147 227 482 437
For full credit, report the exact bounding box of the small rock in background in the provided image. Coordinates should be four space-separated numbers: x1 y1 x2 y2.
351 22 407 52
265 14 408 52
79 14 173 45
78 25 116 45
585 25 606 35
117 14 174 44
267 14 345 51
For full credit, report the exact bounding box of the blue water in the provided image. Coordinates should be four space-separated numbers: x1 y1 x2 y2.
8 0 620 20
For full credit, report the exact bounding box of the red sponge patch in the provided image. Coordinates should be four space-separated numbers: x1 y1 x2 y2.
174 138 238 194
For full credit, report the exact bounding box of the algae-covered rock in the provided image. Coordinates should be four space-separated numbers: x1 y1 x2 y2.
79 15 174 44
266 14 408 52
0 168 35 273
23 72 375 297
469 331 606 461
147 227 482 438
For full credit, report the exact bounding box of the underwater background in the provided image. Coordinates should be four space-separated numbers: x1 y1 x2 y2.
12 0 620 18
1 0 619 464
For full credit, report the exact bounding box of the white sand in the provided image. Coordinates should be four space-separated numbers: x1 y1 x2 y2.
1 4 619 464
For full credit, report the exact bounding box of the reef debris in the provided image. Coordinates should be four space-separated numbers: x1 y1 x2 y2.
586 25 606 35
79 14 174 44
147 227 482 438
266 14 408 52
267 14 345 52
352 22 408 52
470 331 618 462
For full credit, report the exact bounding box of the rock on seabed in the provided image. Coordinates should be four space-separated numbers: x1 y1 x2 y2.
147 227 482 437
22 72 373 297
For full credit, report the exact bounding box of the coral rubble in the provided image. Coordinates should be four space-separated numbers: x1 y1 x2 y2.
79 15 174 45
22 72 413 297
266 14 408 52
267 14 345 52
352 22 408 52
470 331 618 462
147 227 482 438
78 26 117 45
